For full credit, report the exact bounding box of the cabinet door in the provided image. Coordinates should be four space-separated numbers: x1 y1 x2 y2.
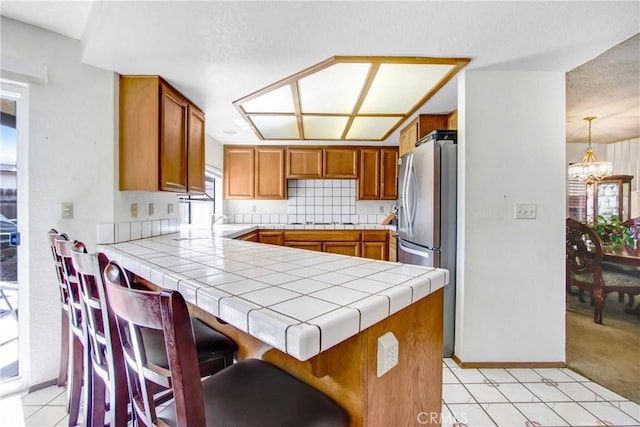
187 106 206 194
358 149 380 200
361 241 387 261
258 231 284 246
224 147 255 199
160 83 189 192
237 231 258 242
323 148 358 178
380 148 398 200
285 242 323 252
388 231 397 262
255 147 286 199
417 115 448 139
286 148 323 178
323 241 360 257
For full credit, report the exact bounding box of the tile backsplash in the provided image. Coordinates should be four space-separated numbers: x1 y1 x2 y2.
287 179 356 224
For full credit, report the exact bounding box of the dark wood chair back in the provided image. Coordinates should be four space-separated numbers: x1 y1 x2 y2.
71 243 128 426
566 217 604 275
104 261 206 427
48 229 69 308
54 234 84 339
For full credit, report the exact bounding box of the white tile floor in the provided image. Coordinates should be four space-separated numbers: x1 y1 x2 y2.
0 358 639 426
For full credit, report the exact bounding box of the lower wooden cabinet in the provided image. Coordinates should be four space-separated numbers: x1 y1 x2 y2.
253 229 391 261
236 230 258 242
285 242 323 252
324 241 360 257
258 231 284 246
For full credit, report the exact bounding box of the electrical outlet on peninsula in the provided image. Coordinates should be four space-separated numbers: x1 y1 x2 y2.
376 331 399 377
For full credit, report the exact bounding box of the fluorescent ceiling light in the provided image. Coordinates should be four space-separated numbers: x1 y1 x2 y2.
233 56 470 142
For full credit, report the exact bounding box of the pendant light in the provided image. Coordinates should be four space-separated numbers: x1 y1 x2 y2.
568 116 613 184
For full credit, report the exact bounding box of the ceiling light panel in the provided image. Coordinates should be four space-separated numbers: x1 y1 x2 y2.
233 56 470 141
241 85 295 113
249 115 299 139
302 116 350 139
346 116 405 140
299 63 371 114
359 63 455 114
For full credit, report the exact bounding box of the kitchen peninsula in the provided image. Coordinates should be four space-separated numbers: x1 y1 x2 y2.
99 226 449 426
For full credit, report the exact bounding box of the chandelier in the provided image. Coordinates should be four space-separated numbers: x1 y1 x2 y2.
567 116 612 184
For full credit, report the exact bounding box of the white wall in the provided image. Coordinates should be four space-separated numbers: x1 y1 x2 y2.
455 70 566 363
0 17 191 388
1 17 116 386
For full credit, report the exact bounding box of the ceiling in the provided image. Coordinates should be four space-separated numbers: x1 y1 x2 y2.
1 1 639 145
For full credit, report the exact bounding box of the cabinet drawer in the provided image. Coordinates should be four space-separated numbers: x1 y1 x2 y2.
361 231 388 242
285 242 323 252
284 230 360 242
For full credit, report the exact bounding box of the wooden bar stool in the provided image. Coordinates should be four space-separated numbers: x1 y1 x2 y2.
104 261 349 427
47 229 70 387
54 234 90 426
71 249 238 426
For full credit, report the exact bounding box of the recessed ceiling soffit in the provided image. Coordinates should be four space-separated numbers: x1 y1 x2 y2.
233 56 470 142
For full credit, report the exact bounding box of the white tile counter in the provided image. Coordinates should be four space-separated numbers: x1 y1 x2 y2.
98 226 448 361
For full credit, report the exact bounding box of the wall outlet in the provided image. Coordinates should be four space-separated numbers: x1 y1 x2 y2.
167 203 174 215
376 331 399 377
379 205 385 213
252 204 257 213
149 203 155 216
61 202 74 219
515 203 537 220
131 203 138 218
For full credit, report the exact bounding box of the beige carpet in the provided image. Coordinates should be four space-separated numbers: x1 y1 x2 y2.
566 292 640 403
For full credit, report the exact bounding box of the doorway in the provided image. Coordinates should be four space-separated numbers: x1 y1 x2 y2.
0 81 27 393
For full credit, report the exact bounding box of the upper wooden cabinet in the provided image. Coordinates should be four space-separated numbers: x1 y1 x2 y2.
286 147 358 179
358 147 398 200
119 75 205 193
224 146 286 199
323 148 358 178
187 106 206 193
255 147 286 199
224 146 254 199
399 114 448 156
286 147 323 179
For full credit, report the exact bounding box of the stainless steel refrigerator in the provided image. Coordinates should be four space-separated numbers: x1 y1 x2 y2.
396 130 457 357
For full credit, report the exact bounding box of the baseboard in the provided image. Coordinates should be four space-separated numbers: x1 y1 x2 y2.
451 354 566 369
28 379 58 393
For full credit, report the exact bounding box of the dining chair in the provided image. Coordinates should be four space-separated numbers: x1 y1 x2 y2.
54 234 90 426
566 218 640 324
47 229 70 387
103 261 350 427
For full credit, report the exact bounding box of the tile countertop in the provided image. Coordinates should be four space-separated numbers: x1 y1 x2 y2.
98 226 448 361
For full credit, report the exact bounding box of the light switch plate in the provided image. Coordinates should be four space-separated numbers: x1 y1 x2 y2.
149 203 155 216
515 204 537 220
61 202 73 219
131 203 138 218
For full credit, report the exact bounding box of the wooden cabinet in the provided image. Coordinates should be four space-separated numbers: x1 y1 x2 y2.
187 106 206 193
236 230 258 242
286 147 358 179
258 230 284 246
358 147 398 200
323 148 358 178
399 114 448 156
324 241 360 257
388 231 397 262
224 146 254 199
285 242 323 252
224 146 286 199
447 110 458 130
119 75 205 193
255 147 286 199
286 147 323 179
361 231 388 261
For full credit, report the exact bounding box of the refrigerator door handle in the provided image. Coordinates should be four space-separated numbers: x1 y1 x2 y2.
408 158 418 232
399 239 431 259
401 154 413 235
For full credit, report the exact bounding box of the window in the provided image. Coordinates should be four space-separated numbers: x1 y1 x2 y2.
179 167 220 228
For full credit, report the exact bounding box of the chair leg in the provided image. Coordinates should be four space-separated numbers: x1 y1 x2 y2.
67 335 83 426
57 310 69 387
90 366 105 427
626 294 635 308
